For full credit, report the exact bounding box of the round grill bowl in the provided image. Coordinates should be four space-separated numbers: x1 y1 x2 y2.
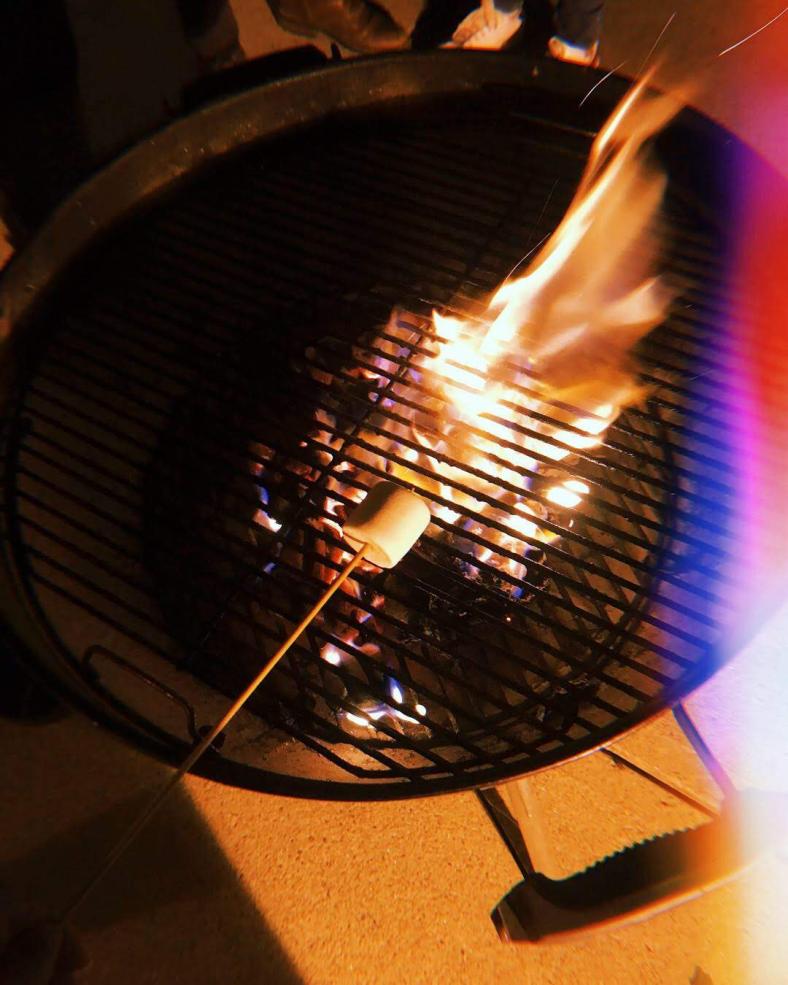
0 52 767 799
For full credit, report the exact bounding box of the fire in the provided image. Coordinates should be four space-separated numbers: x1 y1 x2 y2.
321 644 343 666
370 74 680 572
546 480 591 510
259 74 682 737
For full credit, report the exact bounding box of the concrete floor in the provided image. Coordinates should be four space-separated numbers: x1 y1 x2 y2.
0 708 762 984
2 1 788 982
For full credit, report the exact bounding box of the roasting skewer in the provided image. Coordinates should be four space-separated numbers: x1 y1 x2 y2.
59 480 430 923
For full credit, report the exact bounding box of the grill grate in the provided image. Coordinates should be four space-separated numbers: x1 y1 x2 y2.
2 92 736 796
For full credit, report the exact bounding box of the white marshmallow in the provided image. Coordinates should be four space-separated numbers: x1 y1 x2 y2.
343 481 431 568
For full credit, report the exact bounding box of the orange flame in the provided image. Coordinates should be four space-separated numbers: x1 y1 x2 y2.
300 74 684 727
386 73 682 531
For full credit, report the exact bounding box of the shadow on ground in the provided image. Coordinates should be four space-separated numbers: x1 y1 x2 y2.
1 782 304 984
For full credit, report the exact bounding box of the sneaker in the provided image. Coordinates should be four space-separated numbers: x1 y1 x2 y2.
449 2 523 49
547 35 599 67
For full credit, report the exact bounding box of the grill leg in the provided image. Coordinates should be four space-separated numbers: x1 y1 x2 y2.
476 788 534 877
477 776 556 878
480 706 729 893
484 713 751 943
672 702 737 799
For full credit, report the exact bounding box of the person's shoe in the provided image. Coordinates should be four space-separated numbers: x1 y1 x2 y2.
547 35 599 66
449 0 522 49
269 0 408 53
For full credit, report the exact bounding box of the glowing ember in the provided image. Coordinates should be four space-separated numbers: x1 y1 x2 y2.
321 644 343 666
343 688 425 730
546 480 590 510
254 486 283 533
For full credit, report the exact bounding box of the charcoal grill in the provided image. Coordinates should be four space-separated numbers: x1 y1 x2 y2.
0 52 769 808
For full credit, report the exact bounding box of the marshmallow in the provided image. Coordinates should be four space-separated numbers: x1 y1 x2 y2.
343 481 431 568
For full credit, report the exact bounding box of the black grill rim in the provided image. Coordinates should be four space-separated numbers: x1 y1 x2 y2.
0 51 769 800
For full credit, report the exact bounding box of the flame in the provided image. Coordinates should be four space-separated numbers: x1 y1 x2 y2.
342 676 427 731
254 509 282 533
546 479 590 510
321 644 343 666
379 72 680 559
254 485 283 533
345 711 372 728
265 74 682 738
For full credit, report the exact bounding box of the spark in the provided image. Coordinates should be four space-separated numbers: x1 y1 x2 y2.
637 12 676 76
718 6 787 56
500 176 560 286
500 232 551 286
579 61 627 108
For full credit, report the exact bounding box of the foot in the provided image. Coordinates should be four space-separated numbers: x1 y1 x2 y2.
270 0 408 53
547 35 599 66
449 1 522 49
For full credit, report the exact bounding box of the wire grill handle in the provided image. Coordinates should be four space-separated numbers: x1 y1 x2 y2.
491 795 780 942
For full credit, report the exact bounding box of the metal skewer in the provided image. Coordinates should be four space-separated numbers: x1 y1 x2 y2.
60 543 368 922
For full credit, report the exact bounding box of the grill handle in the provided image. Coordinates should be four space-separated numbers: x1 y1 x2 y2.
491 792 785 942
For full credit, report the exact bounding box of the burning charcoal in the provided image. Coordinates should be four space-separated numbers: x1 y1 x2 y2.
400 615 449 648
530 671 601 732
566 673 600 704
295 335 353 374
531 688 578 732
271 696 338 738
